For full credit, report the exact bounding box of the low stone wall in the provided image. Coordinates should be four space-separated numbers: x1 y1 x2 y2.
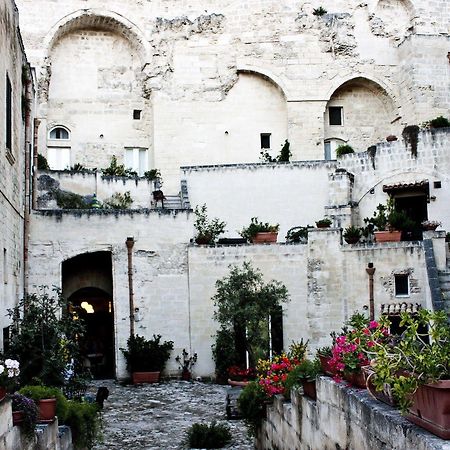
255 376 450 450
0 398 72 450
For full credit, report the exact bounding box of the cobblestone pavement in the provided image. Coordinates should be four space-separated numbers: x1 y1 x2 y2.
91 380 254 450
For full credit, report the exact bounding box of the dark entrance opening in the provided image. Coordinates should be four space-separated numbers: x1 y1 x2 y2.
62 252 115 379
394 194 428 240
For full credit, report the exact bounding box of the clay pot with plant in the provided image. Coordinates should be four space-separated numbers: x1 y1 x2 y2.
315 218 332 228
240 217 279 244
343 226 362 244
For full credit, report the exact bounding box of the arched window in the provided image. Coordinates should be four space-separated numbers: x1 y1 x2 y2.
49 126 70 140
47 126 71 170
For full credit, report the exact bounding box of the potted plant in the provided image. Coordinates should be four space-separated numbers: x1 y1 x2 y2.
10 393 38 438
240 217 279 244
19 385 68 423
227 366 256 387
175 349 198 381
121 334 174 384
369 309 450 438
193 204 226 245
421 220 441 231
335 145 354 158
364 199 414 242
315 218 332 228
343 226 362 244
285 225 311 244
316 346 333 376
0 358 20 400
284 359 321 400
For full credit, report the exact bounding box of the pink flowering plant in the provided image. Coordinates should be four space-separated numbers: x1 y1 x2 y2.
328 313 390 381
0 359 20 390
257 340 308 397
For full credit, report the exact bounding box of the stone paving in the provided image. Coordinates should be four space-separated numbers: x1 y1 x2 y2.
91 380 254 450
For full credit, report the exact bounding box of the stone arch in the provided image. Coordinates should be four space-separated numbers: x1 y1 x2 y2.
324 76 400 152
43 9 149 62
237 66 288 100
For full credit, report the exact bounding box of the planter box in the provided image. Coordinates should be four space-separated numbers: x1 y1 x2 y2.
362 366 396 406
374 231 401 242
132 371 160 384
407 380 450 439
343 371 366 388
38 398 56 423
251 232 278 244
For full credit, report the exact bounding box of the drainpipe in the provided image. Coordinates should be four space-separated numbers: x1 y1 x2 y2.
126 237 135 337
366 263 376 321
32 118 40 209
23 66 32 297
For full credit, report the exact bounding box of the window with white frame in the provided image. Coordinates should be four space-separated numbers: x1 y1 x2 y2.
125 148 148 176
47 126 71 170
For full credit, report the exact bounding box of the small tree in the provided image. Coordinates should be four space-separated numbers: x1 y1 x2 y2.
212 262 289 379
7 287 85 386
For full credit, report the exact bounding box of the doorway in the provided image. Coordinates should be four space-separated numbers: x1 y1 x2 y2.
62 251 115 378
394 194 428 240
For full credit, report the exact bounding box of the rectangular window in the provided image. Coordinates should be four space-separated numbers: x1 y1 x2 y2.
47 147 71 170
6 74 12 152
125 147 148 176
395 274 409 296
133 110 142 120
2 327 10 353
329 106 343 126
260 133 271 149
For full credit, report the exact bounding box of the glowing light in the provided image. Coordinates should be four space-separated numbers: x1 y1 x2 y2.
81 301 94 314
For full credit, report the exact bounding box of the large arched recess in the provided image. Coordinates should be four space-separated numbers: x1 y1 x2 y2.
62 251 115 379
324 77 399 153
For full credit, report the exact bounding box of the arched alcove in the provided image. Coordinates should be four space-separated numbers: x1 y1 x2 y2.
324 77 398 153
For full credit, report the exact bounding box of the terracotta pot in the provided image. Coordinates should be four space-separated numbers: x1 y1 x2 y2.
228 378 249 387
251 232 278 244
132 371 160 384
302 380 317 400
12 410 25 425
181 369 191 381
374 230 402 242
344 236 360 244
0 386 6 402
407 379 450 439
38 398 56 423
318 354 334 376
343 370 366 388
362 366 396 406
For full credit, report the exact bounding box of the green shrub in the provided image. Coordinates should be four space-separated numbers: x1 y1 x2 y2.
240 217 279 242
143 169 161 180
37 154 50 170
103 191 133 209
335 145 354 157
429 116 450 128
54 189 90 209
284 359 321 395
313 6 327 16
121 334 174 372
102 155 137 177
19 385 69 421
285 225 311 243
63 401 102 449
185 421 232 449
212 328 241 383
237 381 270 437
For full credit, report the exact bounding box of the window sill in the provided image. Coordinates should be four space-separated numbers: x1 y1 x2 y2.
5 149 15 165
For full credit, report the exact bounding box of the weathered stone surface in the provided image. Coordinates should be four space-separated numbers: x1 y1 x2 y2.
92 380 253 449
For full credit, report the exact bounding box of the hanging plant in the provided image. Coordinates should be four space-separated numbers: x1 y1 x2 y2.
402 125 420 157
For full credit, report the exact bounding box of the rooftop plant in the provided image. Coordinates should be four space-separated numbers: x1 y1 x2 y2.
194 204 226 245
260 139 291 163
312 6 327 16
102 155 137 177
336 145 354 158
240 217 279 242
103 191 133 209
285 225 311 243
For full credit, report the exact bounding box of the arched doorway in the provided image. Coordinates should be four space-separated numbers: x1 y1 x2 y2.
62 251 115 378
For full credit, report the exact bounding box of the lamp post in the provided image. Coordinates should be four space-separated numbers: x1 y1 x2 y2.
366 263 376 321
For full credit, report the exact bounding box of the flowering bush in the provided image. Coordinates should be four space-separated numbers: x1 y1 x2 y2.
328 314 390 381
258 354 295 396
11 393 38 438
0 359 20 390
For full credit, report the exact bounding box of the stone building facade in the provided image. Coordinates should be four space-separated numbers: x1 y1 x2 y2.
2 0 449 378
0 0 34 347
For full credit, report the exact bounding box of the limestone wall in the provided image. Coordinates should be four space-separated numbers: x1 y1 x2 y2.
256 377 450 450
0 0 32 347
14 0 450 190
